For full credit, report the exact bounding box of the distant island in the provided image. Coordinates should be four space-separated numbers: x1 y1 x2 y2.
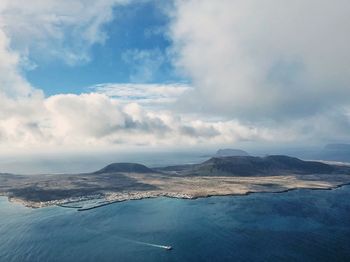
201 148 249 158
315 143 350 162
214 148 249 157
1 155 350 210
324 143 350 151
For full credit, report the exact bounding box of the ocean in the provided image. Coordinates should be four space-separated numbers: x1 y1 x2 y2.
1 185 350 262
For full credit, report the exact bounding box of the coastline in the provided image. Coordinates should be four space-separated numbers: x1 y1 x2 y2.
2 155 350 211
2 179 350 211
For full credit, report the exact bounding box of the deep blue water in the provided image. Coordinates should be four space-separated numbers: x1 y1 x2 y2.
1 186 350 262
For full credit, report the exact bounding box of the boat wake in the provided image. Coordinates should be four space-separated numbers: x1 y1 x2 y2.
125 239 172 250
85 228 172 250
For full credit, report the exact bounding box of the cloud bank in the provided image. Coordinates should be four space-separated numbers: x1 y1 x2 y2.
0 0 350 151
170 0 350 121
0 0 273 150
1 92 280 149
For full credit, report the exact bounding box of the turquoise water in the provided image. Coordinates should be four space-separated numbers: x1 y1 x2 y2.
1 186 350 262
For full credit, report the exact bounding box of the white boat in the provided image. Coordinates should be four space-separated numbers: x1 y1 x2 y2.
164 246 172 250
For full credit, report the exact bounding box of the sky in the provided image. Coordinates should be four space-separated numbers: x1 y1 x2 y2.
0 0 350 154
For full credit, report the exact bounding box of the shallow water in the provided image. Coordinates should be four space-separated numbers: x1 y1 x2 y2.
1 186 350 262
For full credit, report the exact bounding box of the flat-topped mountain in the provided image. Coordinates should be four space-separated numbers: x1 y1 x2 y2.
165 155 340 176
215 148 249 157
94 163 155 174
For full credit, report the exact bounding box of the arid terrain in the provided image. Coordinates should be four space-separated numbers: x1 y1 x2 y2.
1 155 350 210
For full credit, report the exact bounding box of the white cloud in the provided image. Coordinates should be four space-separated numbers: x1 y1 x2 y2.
0 0 130 65
0 92 280 150
122 49 166 82
169 0 350 121
1 0 350 152
90 82 191 106
0 29 39 97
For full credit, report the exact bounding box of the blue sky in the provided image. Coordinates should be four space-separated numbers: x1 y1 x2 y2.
0 0 349 152
25 1 182 96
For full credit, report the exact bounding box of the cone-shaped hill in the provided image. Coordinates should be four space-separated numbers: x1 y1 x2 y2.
94 163 155 174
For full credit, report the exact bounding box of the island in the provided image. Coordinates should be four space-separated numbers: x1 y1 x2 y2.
1 155 350 210
214 148 249 157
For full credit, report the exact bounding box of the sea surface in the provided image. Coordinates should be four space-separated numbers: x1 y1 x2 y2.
0 150 210 174
1 185 350 262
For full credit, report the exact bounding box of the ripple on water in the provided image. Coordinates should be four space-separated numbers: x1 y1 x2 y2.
0 186 350 262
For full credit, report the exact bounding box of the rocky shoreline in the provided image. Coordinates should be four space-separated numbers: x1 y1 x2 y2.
3 177 350 211
2 155 350 210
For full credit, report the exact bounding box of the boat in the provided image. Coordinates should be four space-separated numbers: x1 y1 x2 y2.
164 246 172 250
